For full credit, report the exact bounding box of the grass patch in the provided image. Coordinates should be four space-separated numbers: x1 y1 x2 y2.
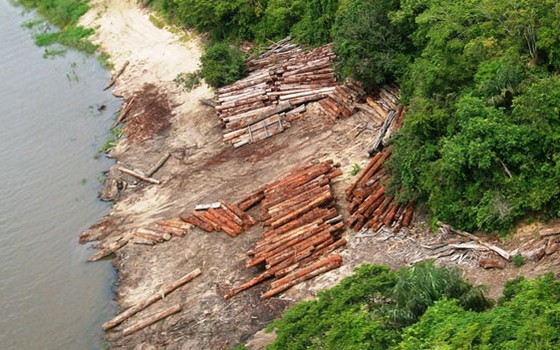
350 163 361 176
148 14 165 29
174 71 201 92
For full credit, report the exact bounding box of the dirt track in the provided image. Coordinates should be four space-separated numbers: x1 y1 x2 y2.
80 1 560 349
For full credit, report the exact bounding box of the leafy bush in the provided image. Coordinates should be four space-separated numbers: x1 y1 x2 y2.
200 42 246 88
333 0 412 88
513 254 525 268
174 71 202 91
267 262 491 349
397 274 560 349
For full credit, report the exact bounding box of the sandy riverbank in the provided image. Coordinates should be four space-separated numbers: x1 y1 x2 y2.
79 1 560 349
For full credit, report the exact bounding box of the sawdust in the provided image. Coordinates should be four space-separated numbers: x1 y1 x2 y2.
81 1 560 349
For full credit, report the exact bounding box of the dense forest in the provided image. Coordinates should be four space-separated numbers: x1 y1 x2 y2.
144 0 560 234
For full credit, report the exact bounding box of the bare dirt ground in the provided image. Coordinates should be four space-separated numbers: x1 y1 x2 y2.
80 1 560 349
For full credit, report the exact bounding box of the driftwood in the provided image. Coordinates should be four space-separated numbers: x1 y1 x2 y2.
117 166 161 185
104 60 130 90
103 268 201 331
146 153 171 177
438 222 511 261
112 96 136 129
123 304 182 336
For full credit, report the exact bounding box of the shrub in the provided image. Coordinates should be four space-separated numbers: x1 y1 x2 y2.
513 254 524 268
200 42 246 88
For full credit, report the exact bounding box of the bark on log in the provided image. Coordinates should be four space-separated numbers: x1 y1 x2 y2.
262 254 342 299
103 268 201 331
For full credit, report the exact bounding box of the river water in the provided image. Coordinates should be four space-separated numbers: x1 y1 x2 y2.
0 2 120 348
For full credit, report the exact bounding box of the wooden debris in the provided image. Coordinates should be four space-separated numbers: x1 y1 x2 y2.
479 258 506 269
225 160 346 299
146 152 171 177
103 268 201 331
438 222 511 261
195 202 222 211
540 224 560 238
117 166 161 185
215 38 366 147
345 149 414 233
112 96 136 129
104 60 130 90
183 201 256 237
123 304 182 336
88 233 132 262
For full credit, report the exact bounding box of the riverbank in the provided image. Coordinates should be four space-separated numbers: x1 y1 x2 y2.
80 1 560 349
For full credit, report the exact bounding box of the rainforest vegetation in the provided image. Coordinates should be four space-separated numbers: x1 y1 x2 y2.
144 0 560 233
263 263 560 349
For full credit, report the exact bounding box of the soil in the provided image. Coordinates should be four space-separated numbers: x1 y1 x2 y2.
80 1 560 349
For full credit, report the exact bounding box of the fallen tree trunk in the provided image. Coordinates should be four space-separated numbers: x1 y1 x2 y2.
117 166 161 185
103 268 201 331
122 304 182 336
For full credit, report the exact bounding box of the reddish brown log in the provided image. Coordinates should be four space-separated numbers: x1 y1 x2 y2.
262 254 342 298
401 203 415 227
192 210 221 231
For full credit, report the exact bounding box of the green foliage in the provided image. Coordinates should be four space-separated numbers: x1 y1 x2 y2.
17 0 109 66
350 163 361 176
397 274 560 349
174 71 202 91
387 0 560 232
389 261 492 326
200 42 246 88
512 254 525 268
267 262 491 349
333 0 411 88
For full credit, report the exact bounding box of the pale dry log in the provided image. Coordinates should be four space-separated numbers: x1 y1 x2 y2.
103 268 201 330
122 304 182 336
146 152 171 177
117 166 161 185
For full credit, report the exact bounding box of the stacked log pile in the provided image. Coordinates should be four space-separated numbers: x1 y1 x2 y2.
130 219 192 246
224 160 346 299
180 201 257 238
216 38 366 147
364 84 405 155
346 149 414 233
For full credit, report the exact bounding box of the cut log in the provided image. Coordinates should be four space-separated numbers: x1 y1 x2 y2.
262 254 342 299
117 166 161 185
103 268 201 331
123 304 182 336
438 222 511 261
195 202 222 211
540 224 560 238
146 153 171 177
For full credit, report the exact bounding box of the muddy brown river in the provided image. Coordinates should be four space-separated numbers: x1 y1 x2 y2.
0 2 120 348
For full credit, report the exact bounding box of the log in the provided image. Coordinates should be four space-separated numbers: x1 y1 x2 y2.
195 202 222 211
540 224 560 238
123 304 182 336
104 60 129 90
117 166 161 185
270 191 332 228
146 153 171 177
179 214 213 232
262 254 342 299
111 96 136 129
103 268 201 330
368 108 397 156
199 98 218 108
438 222 511 261
88 236 130 262
192 210 221 231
